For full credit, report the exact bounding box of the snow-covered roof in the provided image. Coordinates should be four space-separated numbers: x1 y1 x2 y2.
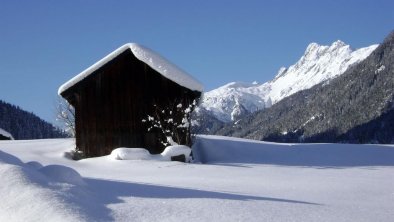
0 128 14 140
58 43 204 95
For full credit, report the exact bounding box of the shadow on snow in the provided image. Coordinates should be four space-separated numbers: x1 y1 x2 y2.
85 177 321 205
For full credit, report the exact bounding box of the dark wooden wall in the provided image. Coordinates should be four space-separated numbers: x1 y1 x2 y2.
62 49 200 157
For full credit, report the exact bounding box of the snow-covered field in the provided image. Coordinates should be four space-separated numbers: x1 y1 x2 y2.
1 135 394 222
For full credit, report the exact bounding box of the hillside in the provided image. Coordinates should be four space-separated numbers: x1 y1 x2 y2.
0 100 67 139
218 31 394 144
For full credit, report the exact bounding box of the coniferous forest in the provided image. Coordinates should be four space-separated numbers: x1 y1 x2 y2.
0 100 67 139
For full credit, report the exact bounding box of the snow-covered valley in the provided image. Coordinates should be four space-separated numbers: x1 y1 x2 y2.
1 136 394 222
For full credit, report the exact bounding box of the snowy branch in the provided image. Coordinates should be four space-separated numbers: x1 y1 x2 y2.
142 99 197 147
56 96 75 138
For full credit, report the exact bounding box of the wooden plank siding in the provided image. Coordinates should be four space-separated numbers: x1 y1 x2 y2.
62 49 201 157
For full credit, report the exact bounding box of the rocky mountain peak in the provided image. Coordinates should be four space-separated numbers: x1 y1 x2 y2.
198 40 378 125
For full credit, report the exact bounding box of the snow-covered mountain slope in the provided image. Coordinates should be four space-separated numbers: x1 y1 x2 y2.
200 41 378 122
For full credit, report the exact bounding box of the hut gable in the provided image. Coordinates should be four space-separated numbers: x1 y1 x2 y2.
59 43 203 95
59 44 203 157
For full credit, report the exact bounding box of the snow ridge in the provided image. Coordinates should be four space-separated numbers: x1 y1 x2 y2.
200 41 378 122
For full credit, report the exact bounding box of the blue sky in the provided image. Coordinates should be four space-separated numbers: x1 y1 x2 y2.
0 0 393 124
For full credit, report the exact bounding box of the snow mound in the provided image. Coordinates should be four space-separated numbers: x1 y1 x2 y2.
26 161 43 169
58 43 203 95
161 145 191 160
110 148 152 160
39 164 86 186
0 151 90 221
0 160 48 186
0 150 23 166
110 146 191 161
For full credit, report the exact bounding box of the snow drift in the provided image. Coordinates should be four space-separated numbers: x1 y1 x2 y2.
0 151 93 222
193 135 394 167
1 137 394 222
110 145 191 161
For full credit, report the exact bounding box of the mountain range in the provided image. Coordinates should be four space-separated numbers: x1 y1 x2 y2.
199 41 378 122
216 31 394 144
193 38 379 135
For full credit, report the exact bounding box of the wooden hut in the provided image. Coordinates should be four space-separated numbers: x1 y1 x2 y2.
58 43 203 157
